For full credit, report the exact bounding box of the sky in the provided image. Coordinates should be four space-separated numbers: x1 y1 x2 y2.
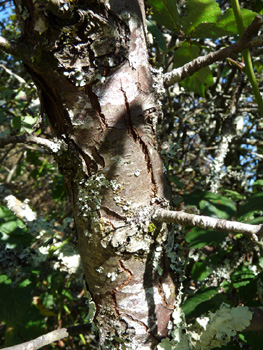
0 2 12 32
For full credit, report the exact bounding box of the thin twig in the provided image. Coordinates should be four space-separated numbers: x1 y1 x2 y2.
153 209 263 240
0 134 59 152
1 323 91 350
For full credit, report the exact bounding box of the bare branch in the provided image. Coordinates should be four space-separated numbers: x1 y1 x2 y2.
1 324 91 350
0 134 59 152
153 208 263 239
0 36 37 62
0 63 27 85
163 15 263 87
0 36 20 56
2 193 37 222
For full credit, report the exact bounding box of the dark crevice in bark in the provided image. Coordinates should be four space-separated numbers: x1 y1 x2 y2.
121 88 158 196
121 88 139 141
26 69 72 136
85 84 108 130
123 313 150 333
100 206 127 222
116 259 133 290
111 289 120 316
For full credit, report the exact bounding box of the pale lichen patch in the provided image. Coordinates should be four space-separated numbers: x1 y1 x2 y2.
192 304 252 350
77 173 110 230
34 17 47 34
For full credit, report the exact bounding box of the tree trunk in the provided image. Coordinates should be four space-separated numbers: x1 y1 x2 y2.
13 0 176 348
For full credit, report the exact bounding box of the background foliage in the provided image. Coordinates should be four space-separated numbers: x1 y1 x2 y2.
1 0 263 348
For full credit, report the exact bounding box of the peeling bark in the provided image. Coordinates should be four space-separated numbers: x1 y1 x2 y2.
12 0 176 348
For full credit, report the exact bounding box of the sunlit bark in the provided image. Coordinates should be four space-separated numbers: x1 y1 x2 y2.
10 0 176 348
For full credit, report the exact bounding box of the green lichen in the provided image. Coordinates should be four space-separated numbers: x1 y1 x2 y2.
148 222 156 233
77 173 110 230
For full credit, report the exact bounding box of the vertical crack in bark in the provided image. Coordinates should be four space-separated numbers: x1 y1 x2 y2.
85 85 108 131
111 289 120 316
121 88 158 196
111 260 133 317
116 259 133 291
121 87 139 141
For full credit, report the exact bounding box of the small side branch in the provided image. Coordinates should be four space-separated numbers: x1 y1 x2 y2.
0 36 37 63
153 208 263 239
0 134 59 152
0 36 21 56
163 15 263 87
3 193 37 222
1 324 91 350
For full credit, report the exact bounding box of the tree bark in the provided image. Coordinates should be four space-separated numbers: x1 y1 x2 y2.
12 0 176 348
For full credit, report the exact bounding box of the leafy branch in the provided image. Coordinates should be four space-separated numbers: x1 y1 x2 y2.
163 15 263 87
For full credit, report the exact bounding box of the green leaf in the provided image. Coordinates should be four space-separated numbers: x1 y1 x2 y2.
21 114 38 133
146 20 167 51
174 42 200 68
0 274 12 285
190 21 233 39
167 174 184 189
216 8 258 35
191 261 211 280
180 67 214 97
186 227 228 248
0 220 20 234
253 179 263 187
220 189 245 201
157 338 173 350
181 0 221 35
173 43 214 96
174 42 214 97
4 306 45 347
183 190 236 219
0 205 32 250
237 192 263 221
62 288 74 301
233 271 263 304
0 276 33 325
148 0 181 32
231 265 255 289
19 279 31 288
182 286 218 316
12 115 21 131
245 216 263 225
0 205 16 220
184 7 258 39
